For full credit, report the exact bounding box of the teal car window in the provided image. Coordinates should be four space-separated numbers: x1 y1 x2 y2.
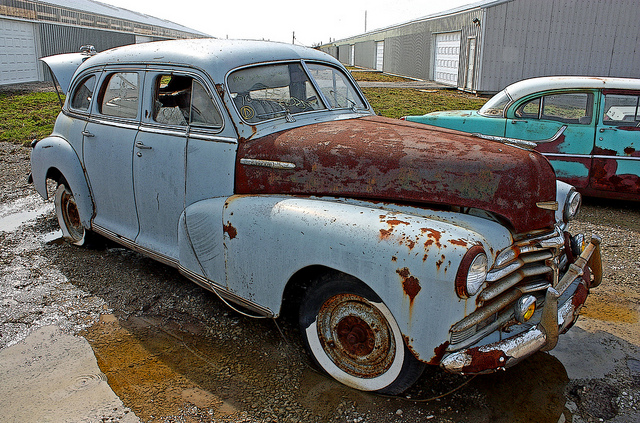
478 90 510 117
603 93 640 126
541 93 593 125
70 75 96 112
100 72 139 119
515 97 541 119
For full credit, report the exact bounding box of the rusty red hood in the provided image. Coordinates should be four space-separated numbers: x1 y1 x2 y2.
235 116 557 233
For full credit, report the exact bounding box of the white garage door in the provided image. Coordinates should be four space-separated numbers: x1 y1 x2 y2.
0 19 39 85
434 32 461 86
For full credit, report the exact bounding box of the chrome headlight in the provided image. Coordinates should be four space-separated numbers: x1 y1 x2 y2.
455 246 488 298
564 188 582 222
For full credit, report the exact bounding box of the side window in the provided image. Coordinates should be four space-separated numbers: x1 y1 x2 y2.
191 80 223 127
306 63 366 110
515 97 541 119
70 75 96 112
603 93 640 126
100 72 139 119
153 74 223 128
154 74 191 126
541 92 593 125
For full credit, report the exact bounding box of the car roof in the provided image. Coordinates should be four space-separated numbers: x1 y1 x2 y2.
76 38 341 82
504 76 640 100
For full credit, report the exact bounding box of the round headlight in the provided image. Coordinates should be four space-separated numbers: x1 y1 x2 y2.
455 245 488 298
564 189 581 222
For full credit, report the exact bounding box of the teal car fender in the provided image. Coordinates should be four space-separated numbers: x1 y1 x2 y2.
30 136 94 228
404 110 507 137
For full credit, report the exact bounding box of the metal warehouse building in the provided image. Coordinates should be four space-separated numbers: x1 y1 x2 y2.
320 0 640 94
0 0 208 86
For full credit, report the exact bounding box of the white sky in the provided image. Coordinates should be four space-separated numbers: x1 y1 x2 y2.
97 0 476 46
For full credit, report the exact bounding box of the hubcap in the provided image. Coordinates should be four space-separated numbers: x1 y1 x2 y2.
317 293 396 378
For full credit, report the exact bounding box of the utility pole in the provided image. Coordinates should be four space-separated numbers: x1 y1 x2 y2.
364 11 367 32
292 31 295 44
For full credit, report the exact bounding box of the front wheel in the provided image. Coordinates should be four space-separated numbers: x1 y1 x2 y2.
299 274 425 394
54 184 87 246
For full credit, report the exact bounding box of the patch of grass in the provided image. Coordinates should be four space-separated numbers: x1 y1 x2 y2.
362 87 487 119
350 71 413 83
0 86 487 146
0 92 61 146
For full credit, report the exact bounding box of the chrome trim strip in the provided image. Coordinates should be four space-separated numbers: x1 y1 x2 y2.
592 154 640 161
472 125 567 150
240 158 296 170
91 225 179 268
179 266 274 317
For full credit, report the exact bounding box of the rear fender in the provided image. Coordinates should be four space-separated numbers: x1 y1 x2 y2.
31 136 94 227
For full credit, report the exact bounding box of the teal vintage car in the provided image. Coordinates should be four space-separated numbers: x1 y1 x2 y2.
403 76 640 201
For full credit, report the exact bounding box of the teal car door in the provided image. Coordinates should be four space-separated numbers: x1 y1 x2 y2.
591 90 640 198
505 91 597 190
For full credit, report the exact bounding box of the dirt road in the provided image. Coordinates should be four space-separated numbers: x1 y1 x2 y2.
1 141 639 422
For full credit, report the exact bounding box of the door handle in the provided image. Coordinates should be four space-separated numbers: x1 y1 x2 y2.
599 127 617 133
135 141 152 150
81 130 94 137
511 120 528 124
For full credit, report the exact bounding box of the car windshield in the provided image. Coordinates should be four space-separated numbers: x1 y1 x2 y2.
228 62 366 123
478 90 511 117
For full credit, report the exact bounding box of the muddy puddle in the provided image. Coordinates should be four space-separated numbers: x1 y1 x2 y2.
0 194 53 233
82 311 580 423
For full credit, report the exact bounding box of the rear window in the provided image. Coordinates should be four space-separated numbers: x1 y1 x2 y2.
70 75 96 112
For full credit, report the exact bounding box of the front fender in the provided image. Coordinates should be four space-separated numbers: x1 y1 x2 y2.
30 136 94 227
219 195 509 362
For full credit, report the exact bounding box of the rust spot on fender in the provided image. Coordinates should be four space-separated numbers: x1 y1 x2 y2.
397 267 421 304
223 221 237 239
427 341 450 365
436 255 445 270
391 256 398 262
450 238 468 247
403 335 420 360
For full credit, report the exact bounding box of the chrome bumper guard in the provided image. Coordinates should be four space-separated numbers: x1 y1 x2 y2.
440 235 602 375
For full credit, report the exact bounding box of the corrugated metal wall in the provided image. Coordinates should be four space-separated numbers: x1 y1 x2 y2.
321 0 640 93
479 0 640 92
320 8 482 88
38 23 136 57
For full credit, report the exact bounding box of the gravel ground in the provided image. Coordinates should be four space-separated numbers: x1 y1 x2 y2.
1 139 639 423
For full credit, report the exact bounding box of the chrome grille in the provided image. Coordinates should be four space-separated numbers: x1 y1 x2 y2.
449 228 566 350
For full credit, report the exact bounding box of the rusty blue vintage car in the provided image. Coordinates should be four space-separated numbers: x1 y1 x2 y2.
403 76 640 201
31 39 602 394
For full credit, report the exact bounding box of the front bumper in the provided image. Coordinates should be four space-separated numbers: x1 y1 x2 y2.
440 235 602 374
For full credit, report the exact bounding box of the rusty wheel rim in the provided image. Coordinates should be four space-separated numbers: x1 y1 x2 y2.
60 189 84 242
316 293 396 379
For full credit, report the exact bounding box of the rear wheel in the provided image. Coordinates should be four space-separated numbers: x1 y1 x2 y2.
299 274 425 394
54 184 87 246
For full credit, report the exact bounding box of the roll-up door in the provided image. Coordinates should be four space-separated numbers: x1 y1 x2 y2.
434 32 461 86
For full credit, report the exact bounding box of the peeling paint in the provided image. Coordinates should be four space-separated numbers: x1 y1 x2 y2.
223 221 237 239
396 267 421 304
